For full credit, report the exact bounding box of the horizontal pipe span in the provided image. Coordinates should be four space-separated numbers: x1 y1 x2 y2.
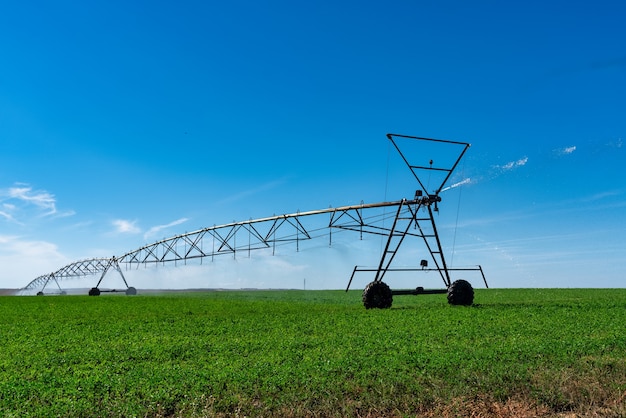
119 198 421 260
352 267 483 273
392 288 448 296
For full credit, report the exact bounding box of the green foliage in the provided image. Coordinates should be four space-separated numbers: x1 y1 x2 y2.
0 289 625 417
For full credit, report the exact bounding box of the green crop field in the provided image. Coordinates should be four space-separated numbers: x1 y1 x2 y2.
1 289 625 417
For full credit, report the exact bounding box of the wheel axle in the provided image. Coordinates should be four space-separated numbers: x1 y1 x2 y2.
362 279 474 309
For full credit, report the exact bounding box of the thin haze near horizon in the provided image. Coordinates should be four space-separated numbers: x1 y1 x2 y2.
1 1 625 290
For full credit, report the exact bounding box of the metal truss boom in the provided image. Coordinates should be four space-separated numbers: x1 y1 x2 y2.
117 199 422 265
24 258 113 291
22 198 426 290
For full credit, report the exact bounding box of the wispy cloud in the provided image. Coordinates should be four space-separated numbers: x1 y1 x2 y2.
111 217 190 241
555 145 577 156
0 209 17 223
217 179 287 205
0 183 75 223
7 185 57 215
112 219 141 234
144 218 189 240
581 189 623 203
497 156 528 171
607 138 623 149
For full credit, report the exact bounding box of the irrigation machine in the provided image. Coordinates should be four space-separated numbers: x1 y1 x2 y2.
24 134 486 305
345 134 487 308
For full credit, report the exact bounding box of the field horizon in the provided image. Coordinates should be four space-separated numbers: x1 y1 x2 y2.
9 285 626 296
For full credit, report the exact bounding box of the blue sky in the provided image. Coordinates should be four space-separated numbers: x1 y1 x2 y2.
1 1 625 290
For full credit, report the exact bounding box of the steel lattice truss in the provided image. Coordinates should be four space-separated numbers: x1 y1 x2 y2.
22 199 425 291
25 258 112 293
118 199 430 266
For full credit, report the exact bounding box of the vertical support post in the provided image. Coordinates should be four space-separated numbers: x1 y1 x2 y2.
359 202 363 240
329 211 332 247
272 219 276 256
41 274 52 294
94 258 111 288
373 199 410 283
112 257 131 288
54 275 63 293
426 204 452 287
479 265 488 288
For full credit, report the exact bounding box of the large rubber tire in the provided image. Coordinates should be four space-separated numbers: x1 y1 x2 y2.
362 281 393 309
88 287 101 296
125 287 137 296
447 279 474 306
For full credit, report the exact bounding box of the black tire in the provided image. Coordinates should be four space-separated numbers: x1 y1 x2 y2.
125 287 137 296
36 291 44 296
362 281 393 309
88 287 101 296
447 279 474 306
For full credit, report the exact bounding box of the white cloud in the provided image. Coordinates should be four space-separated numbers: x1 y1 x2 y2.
111 217 189 239
583 190 622 202
112 219 141 234
0 235 71 288
53 209 76 219
499 157 528 171
555 145 577 155
1 183 74 223
8 185 57 215
144 218 189 240
0 210 16 222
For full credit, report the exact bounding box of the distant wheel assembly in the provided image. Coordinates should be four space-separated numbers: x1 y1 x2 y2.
362 281 393 309
447 279 474 306
87 287 136 296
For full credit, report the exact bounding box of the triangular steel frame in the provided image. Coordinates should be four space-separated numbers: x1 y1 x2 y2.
346 134 486 291
92 256 132 291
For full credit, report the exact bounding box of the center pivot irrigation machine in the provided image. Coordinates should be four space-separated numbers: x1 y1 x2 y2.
346 134 487 308
23 134 487 307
